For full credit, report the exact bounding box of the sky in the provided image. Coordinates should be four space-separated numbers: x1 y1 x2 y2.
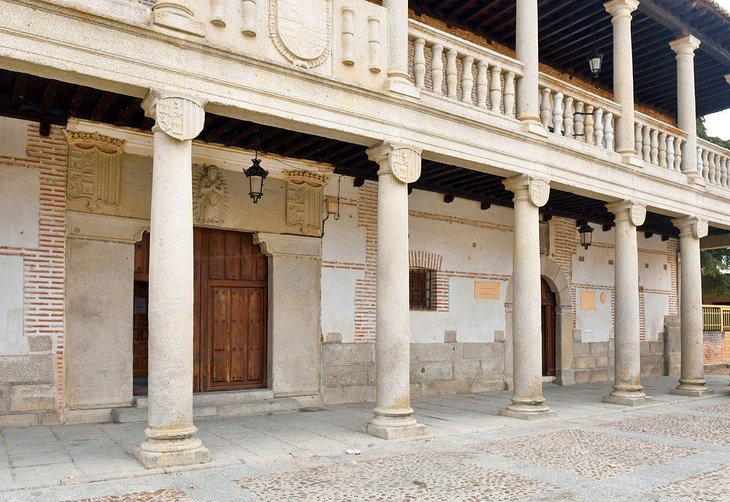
703 0 730 139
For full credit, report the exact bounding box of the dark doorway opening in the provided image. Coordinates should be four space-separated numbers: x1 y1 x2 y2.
541 277 557 377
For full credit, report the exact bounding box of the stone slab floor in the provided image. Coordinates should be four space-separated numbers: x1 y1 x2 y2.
1 376 729 501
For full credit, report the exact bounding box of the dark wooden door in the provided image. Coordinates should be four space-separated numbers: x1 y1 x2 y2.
541 278 557 377
133 229 268 393
197 228 268 392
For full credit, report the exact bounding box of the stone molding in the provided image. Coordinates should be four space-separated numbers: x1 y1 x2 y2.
269 0 332 68
669 35 701 56
285 170 329 187
502 174 550 208
606 200 646 227
673 216 708 240
366 142 422 183
141 90 206 141
151 0 206 38
604 0 639 18
66 211 148 244
253 232 322 258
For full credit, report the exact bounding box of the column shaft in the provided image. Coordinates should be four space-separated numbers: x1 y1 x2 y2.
515 0 541 129
382 0 417 96
605 0 638 158
604 200 651 406
670 36 701 178
501 175 553 419
671 217 711 396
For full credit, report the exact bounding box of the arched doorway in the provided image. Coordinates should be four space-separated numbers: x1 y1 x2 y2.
541 277 557 377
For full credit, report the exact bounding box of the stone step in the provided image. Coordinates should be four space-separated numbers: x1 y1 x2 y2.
133 389 275 409
112 397 299 424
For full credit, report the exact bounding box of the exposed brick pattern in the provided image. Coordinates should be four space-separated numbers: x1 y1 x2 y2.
353 181 378 341
0 124 67 417
703 331 726 366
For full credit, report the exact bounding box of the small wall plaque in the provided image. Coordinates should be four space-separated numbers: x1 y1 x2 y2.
580 290 596 311
474 281 500 300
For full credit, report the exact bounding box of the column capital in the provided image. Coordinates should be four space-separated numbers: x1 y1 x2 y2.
141 90 206 141
672 216 708 239
502 174 550 208
606 200 646 226
366 142 422 183
604 0 639 18
670 35 701 56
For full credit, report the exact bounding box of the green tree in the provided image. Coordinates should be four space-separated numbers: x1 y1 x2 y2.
697 117 730 150
701 248 730 300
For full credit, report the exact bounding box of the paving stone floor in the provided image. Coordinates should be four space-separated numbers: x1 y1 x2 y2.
0 376 728 501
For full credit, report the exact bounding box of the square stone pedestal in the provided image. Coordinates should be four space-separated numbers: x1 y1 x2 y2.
364 422 427 440
602 395 654 406
670 387 714 397
499 408 557 421
135 445 211 469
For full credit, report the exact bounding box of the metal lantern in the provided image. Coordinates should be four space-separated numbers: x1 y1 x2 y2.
244 156 269 203
578 221 594 250
588 50 603 79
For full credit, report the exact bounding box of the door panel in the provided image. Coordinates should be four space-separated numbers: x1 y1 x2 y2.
541 278 557 377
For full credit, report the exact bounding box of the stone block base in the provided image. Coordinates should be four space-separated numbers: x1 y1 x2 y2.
500 402 556 421
602 394 654 407
385 77 420 99
135 426 211 469
134 444 211 469
520 120 548 137
364 421 428 440
670 387 714 397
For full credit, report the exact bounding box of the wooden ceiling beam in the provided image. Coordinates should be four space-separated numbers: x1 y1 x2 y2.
67 86 88 118
11 74 27 107
92 92 116 122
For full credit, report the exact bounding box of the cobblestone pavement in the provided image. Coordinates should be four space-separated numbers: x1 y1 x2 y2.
0 376 728 501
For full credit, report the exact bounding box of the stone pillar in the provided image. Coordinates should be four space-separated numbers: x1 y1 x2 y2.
671 216 712 396
500 175 554 419
382 0 418 97
604 0 639 164
364 143 426 439
135 90 210 468
515 0 546 136
670 35 702 183
603 200 651 406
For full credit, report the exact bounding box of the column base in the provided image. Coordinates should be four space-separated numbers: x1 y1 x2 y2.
384 76 421 99
683 171 706 186
519 119 548 137
135 426 211 469
364 408 427 440
500 402 556 420
152 10 206 37
621 154 644 168
602 387 653 406
670 380 713 397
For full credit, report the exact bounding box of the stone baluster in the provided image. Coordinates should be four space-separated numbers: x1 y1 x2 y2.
431 44 444 95
594 107 604 147
604 112 614 151
603 200 651 406
671 217 712 397
446 48 458 99
633 123 641 157
563 96 574 138
241 0 257 37
365 143 426 439
674 137 683 171
368 18 382 74
670 35 702 182
666 135 675 171
462 56 474 104
650 129 659 165
723 158 729 188
584 105 595 145
701 148 709 181
552 92 564 136
413 38 426 89
210 0 225 27
341 7 355 66
642 126 651 162
710 152 718 185
490 66 503 113
539 88 552 129
574 101 585 140
476 61 488 108
136 90 210 468
504 72 516 117
658 132 667 168
151 0 205 37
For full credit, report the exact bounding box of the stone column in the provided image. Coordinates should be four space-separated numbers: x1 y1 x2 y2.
382 0 418 97
671 216 712 396
500 175 554 419
670 35 702 183
364 143 426 439
515 0 546 136
603 200 651 406
135 90 210 468
604 0 639 164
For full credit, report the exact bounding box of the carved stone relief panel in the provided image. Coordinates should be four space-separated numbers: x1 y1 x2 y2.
285 170 328 236
193 164 230 225
64 131 124 211
270 0 332 68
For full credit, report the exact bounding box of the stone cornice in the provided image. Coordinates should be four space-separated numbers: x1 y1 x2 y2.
66 211 148 244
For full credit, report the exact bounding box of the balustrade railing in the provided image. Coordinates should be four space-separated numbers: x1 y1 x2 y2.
633 112 686 171
698 139 730 189
408 21 524 118
536 74 620 153
703 305 730 331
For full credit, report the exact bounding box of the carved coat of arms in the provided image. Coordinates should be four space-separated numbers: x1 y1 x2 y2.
64 131 124 211
286 170 328 235
270 0 331 68
528 178 550 208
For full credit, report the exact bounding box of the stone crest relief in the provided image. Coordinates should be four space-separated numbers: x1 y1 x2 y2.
193 165 229 225
629 202 646 227
270 0 332 68
156 97 205 141
64 131 124 211
390 146 421 184
286 170 328 236
528 178 550 208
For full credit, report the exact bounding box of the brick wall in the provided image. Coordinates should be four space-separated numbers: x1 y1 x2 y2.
0 124 67 426
703 331 727 368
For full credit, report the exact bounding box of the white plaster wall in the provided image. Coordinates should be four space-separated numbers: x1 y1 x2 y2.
572 245 614 287
0 164 39 249
410 277 506 343
0 117 29 158
0 255 26 355
322 203 366 263
576 288 612 342
321 267 361 342
638 250 670 291
643 292 669 342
